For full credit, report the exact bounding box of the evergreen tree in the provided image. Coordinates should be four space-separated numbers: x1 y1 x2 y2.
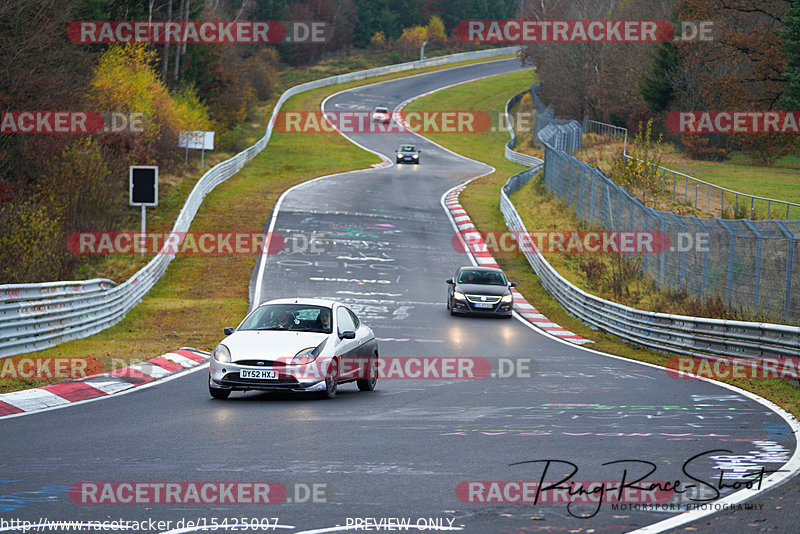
639 42 679 113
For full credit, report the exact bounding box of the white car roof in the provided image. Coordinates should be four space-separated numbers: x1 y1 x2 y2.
256 297 338 308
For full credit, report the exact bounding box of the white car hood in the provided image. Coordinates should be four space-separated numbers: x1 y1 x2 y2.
223 330 329 361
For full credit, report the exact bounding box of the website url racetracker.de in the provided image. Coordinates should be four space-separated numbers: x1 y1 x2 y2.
0 517 283 532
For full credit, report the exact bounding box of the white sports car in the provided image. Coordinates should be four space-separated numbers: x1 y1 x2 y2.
208 298 379 400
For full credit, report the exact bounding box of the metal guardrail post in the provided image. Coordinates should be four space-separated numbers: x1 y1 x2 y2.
775 220 796 323
708 185 712 214
658 215 667 286
691 216 710 299
743 219 763 310
669 212 687 286
717 218 737 305
672 171 676 201
577 158 584 217
685 175 689 203
643 211 650 275
606 183 615 232
567 157 574 206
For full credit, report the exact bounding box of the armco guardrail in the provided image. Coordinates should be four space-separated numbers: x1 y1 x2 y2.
0 46 521 359
501 91 800 361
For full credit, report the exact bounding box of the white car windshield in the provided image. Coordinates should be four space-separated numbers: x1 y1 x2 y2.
239 304 333 333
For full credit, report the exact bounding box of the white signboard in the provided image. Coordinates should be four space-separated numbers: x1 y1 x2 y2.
178 130 214 150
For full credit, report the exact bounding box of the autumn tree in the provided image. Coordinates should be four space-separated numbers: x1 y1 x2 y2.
396 25 428 57
426 16 447 47
671 0 794 164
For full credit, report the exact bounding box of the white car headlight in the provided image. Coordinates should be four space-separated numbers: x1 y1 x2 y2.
501 294 513 303
291 340 327 365
213 344 231 363
292 347 317 366
453 291 466 301
412 154 418 158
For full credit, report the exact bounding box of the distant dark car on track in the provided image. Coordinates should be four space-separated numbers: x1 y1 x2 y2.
395 144 420 164
446 266 516 317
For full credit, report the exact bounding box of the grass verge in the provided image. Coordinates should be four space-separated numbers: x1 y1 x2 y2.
404 70 800 420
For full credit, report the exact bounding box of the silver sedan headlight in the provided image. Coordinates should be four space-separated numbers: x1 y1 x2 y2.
213 343 231 363
501 294 513 303
453 291 466 301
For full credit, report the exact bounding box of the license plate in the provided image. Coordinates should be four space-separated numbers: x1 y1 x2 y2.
474 302 493 309
241 369 277 379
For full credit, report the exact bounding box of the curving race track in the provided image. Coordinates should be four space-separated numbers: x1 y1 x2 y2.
1 58 797 534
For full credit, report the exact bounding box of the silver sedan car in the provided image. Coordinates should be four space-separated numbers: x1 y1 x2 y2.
208 298 379 400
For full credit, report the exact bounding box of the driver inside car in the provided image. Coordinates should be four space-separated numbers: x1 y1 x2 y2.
314 309 332 332
276 310 295 330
